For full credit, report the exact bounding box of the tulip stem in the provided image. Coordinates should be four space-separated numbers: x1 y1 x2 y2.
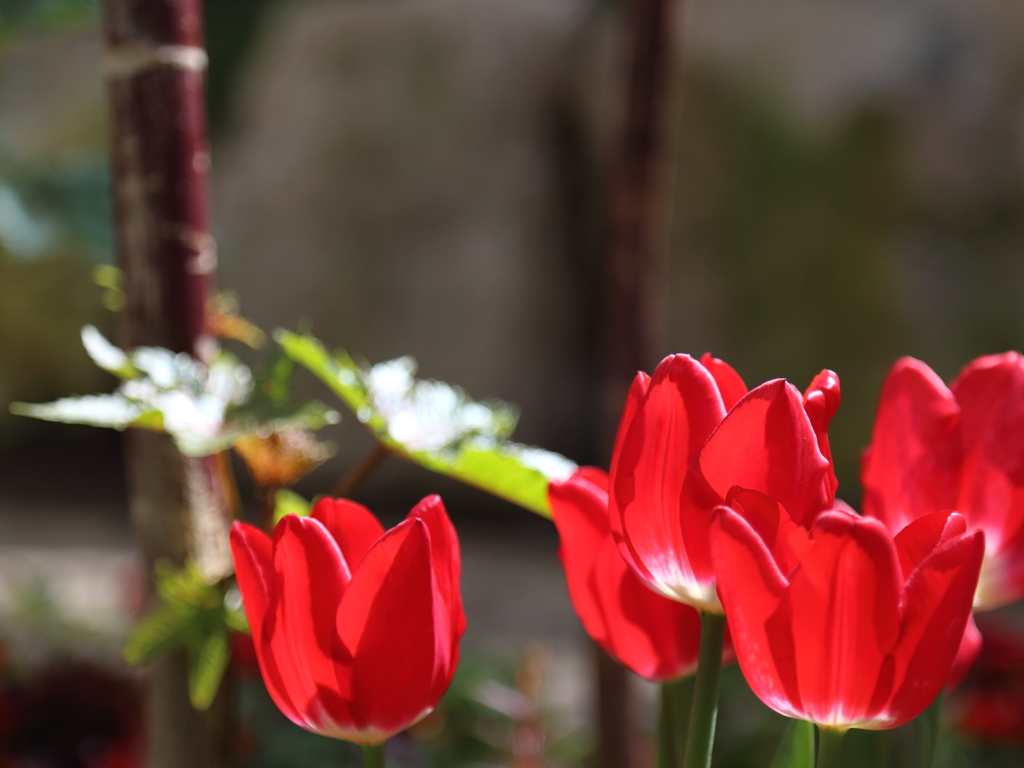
658 676 693 768
816 727 846 768
360 743 385 768
682 612 726 768
919 693 943 768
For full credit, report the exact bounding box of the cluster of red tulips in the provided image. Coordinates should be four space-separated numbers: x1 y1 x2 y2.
228 350 1024 767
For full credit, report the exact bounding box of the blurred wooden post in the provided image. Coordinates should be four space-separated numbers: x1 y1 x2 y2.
599 0 686 765
103 2 234 767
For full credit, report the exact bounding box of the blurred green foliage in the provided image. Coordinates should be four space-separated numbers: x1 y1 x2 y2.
0 0 97 34
673 65 1024 508
123 561 247 711
0 248 109 434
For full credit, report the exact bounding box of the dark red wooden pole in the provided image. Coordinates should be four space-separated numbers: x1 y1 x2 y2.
603 0 683 394
106 0 214 359
104 2 233 767
599 0 686 766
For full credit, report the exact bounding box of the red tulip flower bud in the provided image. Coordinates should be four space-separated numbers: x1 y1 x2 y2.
608 353 839 613
549 468 714 682
863 353 1024 610
710 490 984 730
229 495 464 744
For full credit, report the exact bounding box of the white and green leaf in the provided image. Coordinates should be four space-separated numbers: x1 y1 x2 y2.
277 330 576 517
12 327 339 457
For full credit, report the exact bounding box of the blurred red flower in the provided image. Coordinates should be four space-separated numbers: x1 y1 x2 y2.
0 661 141 768
952 617 1024 746
710 491 983 729
230 495 465 744
862 353 1024 611
550 467 733 682
608 353 839 612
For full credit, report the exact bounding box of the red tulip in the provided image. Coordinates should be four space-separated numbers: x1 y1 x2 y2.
229 495 464 744
549 467 704 681
862 353 1024 609
710 490 984 729
608 353 839 612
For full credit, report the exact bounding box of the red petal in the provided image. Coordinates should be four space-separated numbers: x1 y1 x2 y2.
946 615 982 691
575 466 610 493
311 497 386 570
610 355 727 605
607 375 654 585
699 353 748 411
406 495 465 690
803 370 841 431
710 507 797 718
550 472 614 647
884 530 984 727
861 357 960 534
893 510 966 580
594 536 703 681
803 370 841 506
788 513 902 727
608 372 650 483
608 372 650 548
724 489 810 577
695 379 830 528
338 518 444 737
951 353 1024 606
230 522 304 725
230 522 273 648
551 469 701 681
267 515 353 732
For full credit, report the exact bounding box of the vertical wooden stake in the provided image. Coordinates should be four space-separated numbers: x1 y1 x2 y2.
599 0 687 767
103 2 234 767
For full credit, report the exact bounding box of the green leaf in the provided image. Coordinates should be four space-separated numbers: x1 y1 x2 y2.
188 625 230 711
255 350 296 406
10 395 154 430
770 719 816 768
278 330 577 517
275 330 373 420
448 444 567 517
81 325 137 378
123 600 202 666
224 604 250 635
272 488 312 526
228 347 340 436
153 561 222 609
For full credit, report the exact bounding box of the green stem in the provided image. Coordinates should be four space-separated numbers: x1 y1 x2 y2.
682 612 727 768
360 743 385 768
816 727 846 768
919 693 943 768
658 677 693 768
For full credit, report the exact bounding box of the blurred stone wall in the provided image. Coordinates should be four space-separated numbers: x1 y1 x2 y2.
213 0 614 496
212 0 1024 505
4 0 1024 508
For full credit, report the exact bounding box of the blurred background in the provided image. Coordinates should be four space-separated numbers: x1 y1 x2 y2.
2 0 1024 766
